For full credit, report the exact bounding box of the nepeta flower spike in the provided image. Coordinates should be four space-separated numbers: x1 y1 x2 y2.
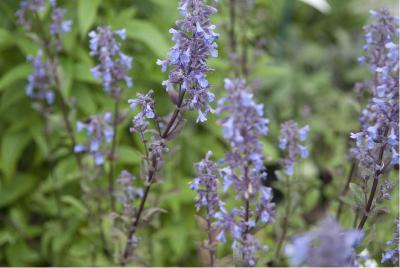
26 51 54 106
157 0 219 122
279 120 310 176
214 78 274 266
351 9 399 176
89 26 133 93
74 112 114 165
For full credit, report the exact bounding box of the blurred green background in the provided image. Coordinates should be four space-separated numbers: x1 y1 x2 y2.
0 0 398 266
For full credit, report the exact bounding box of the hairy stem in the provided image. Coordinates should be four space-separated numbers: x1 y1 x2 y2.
336 160 357 220
205 191 215 267
357 127 389 230
275 174 291 260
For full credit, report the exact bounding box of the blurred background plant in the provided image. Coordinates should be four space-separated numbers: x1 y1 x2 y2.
0 0 398 266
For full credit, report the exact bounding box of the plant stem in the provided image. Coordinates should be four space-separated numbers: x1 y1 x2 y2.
275 174 291 260
336 160 357 220
205 200 215 267
357 127 389 230
107 96 119 212
120 88 186 265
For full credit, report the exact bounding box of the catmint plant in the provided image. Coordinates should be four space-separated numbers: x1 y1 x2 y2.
275 120 309 260
83 26 133 211
348 9 399 229
17 0 80 166
119 0 219 264
197 78 275 266
285 216 364 267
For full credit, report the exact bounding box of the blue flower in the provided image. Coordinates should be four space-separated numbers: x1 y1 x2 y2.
157 0 219 123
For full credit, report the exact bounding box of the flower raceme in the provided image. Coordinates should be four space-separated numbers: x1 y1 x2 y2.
192 78 275 266
74 112 114 165
351 10 399 176
89 26 133 93
279 120 310 176
17 0 71 50
157 0 219 123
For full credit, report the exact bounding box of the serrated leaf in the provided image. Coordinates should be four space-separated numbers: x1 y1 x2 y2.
78 0 101 36
0 64 31 91
349 182 366 207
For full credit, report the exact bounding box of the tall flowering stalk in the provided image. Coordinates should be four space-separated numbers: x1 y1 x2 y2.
275 120 309 259
347 10 399 229
205 78 275 266
16 0 80 167
191 151 222 266
80 26 133 211
119 0 219 264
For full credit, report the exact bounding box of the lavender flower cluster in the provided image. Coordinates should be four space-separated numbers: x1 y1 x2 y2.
25 51 54 106
191 151 222 219
89 27 133 93
351 10 399 176
18 0 72 110
74 112 114 165
17 0 71 50
285 216 364 267
381 219 399 265
157 0 219 122
279 120 310 176
192 78 275 266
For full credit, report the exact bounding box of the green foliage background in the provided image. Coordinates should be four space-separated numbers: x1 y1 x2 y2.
0 0 398 266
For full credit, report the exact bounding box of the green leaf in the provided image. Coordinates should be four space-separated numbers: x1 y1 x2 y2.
0 64 31 92
5 241 40 266
126 20 169 57
0 173 38 208
116 145 141 164
78 0 101 36
0 28 13 50
0 130 31 180
61 195 88 216
72 86 97 115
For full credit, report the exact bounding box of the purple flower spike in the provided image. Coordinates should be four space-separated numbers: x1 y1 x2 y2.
191 151 222 219
157 0 219 123
26 51 54 106
279 120 310 176
351 9 399 177
89 26 133 93
74 112 114 166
